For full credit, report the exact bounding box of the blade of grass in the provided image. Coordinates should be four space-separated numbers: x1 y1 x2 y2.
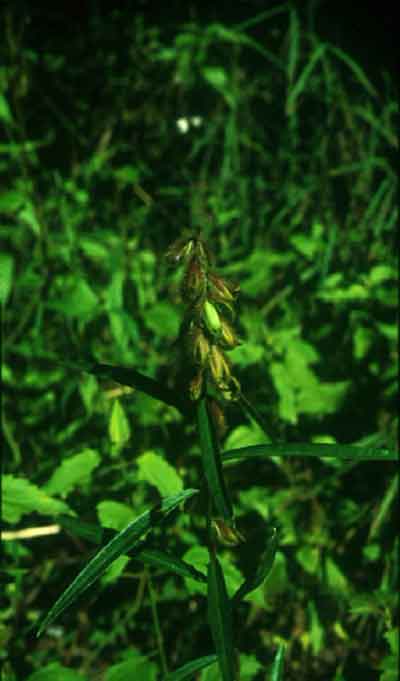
37 489 198 636
286 43 326 115
232 526 278 606
222 443 397 463
197 398 233 522
270 644 286 681
328 45 378 98
208 552 236 681
163 654 218 680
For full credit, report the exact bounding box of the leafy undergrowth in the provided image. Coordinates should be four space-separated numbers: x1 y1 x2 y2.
1 3 398 681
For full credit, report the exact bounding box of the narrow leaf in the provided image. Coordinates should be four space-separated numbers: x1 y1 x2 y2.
222 442 397 463
197 399 233 522
53 357 189 414
58 515 105 545
270 644 286 681
136 547 207 583
163 654 218 680
37 489 198 636
329 46 378 98
232 526 278 605
286 44 326 114
58 516 206 583
208 553 236 681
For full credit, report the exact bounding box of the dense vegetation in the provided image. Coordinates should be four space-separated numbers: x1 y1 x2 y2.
1 4 398 681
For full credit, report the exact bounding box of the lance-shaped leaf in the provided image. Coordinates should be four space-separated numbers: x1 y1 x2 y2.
54 358 189 414
222 442 397 463
58 516 207 583
197 398 233 522
163 654 218 680
207 552 236 681
232 526 278 606
37 489 198 636
134 546 207 584
270 644 286 681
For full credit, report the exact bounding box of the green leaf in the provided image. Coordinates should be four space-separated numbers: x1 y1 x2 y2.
270 644 286 681
270 361 297 424
53 280 99 319
308 601 324 655
55 358 188 414
105 651 157 681
44 449 100 498
207 553 236 681
136 450 183 497
286 43 326 114
19 202 41 235
232 526 278 605
0 253 14 305
222 442 397 463
329 46 378 98
202 67 235 107
325 556 348 594
26 662 87 681
197 399 233 522
97 501 135 531
109 399 131 448
2 475 72 523
37 488 198 636
137 547 207 583
60 514 206 583
239 653 263 681
163 655 218 680
58 515 104 544
0 93 13 124
0 190 25 213
296 545 320 575
144 301 180 338
183 546 243 599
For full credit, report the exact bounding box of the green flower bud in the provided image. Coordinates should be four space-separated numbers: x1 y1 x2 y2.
220 319 240 348
208 345 231 385
203 300 222 335
189 327 210 366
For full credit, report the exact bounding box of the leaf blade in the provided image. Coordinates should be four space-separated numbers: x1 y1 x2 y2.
232 526 278 605
207 553 236 681
37 489 198 636
163 654 218 680
197 399 233 522
222 442 397 462
270 644 286 681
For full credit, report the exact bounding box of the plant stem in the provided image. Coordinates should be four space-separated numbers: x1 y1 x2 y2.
147 571 168 675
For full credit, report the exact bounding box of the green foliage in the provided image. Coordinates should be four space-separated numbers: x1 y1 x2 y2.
1 2 397 680
3 475 72 522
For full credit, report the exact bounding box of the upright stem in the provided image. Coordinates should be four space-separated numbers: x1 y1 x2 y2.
147 571 168 675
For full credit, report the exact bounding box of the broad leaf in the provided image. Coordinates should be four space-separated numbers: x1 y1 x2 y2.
207 552 236 681
37 488 198 636
3 475 72 523
44 449 100 497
